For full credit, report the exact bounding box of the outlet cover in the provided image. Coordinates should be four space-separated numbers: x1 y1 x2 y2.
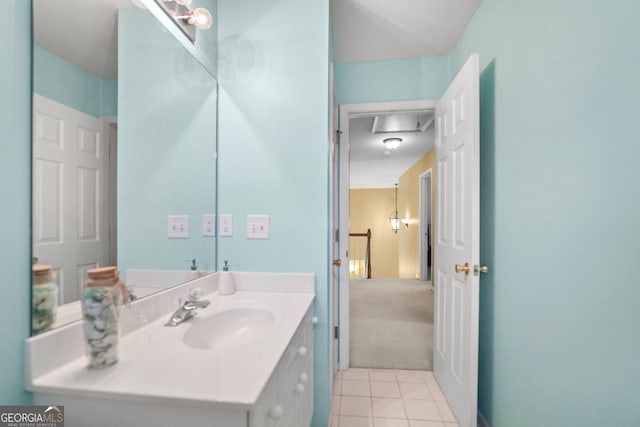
168 215 189 238
219 214 233 237
203 214 215 236
247 215 270 239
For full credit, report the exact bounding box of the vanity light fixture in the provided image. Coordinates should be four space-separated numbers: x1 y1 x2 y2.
154 0 213 42
401 218 411 228
382 137 403 150
176 7 213 30
389 184 400 234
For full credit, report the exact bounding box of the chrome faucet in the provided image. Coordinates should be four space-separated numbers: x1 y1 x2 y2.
165 288 210 326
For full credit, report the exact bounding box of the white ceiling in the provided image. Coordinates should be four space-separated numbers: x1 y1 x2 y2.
331 0 481 63
33 0 134 79
349 113 434 189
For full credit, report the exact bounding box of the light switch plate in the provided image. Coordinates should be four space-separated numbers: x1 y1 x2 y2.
219 214 233 237
247 215 270 239
203 214 215 236
168 215 189 238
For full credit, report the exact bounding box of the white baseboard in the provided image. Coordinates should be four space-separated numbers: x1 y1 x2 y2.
478 410 491 427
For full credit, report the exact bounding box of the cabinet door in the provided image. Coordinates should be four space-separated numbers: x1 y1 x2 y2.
278 315 304 427
298 310 314 426
280 308 314 427
250 369 280 427
252 307 315 427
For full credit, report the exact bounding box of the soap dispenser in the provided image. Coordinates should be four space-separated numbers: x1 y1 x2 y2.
187 259 200 281
218 260 235 295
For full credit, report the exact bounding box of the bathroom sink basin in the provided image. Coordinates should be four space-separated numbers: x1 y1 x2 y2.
182 308 275 350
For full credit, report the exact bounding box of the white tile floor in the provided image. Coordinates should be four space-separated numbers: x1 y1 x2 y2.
329 368 459 427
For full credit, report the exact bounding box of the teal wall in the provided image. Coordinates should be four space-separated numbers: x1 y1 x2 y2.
448 1 640 426
33 45 117 118
333 4 640 425
217 0 330 425
0 0 32 405
118 9 217 275
334 56 449 104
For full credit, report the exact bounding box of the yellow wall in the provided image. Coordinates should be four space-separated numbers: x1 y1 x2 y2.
349 189 399 278
398 149 434 279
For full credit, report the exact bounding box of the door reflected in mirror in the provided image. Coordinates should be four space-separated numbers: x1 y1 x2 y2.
32 0 218 333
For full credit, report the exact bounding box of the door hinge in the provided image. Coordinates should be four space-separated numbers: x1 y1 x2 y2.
334 326 339 339
334 229 339 242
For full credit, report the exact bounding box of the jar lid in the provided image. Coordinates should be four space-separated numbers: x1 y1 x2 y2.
33 264 52 275
33 264 54 285
85 266 120 287
87 266 118 280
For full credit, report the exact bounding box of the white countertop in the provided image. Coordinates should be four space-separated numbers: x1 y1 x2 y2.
27 273 315 410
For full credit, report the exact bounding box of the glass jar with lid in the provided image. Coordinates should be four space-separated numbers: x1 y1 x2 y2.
82 266 129 369
32 264 58 335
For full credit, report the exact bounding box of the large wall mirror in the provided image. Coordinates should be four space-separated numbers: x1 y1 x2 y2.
32 0 218 333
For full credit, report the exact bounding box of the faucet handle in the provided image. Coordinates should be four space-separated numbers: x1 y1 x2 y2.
188 287 203 302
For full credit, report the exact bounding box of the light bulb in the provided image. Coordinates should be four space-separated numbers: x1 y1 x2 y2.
189 7 213 30
382 137 403 150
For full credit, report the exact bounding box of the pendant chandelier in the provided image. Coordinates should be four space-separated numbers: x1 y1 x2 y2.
389 183 400 234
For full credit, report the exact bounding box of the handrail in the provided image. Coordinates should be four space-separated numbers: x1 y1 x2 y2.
349 228 372 279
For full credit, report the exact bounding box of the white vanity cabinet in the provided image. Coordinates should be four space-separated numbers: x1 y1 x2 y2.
32 307 316 427
27 273 317 427
251 308 315 427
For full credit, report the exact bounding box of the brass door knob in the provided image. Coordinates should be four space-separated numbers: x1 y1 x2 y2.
455 262 470 275
479 265 488 274
332 259 342 267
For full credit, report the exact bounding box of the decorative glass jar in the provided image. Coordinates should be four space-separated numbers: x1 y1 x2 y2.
82 267 129 369
32 264 58 335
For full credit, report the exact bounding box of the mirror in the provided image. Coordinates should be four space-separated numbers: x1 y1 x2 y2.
31 0 218 333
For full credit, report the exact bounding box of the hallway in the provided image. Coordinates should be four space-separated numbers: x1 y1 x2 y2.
350 279 433 370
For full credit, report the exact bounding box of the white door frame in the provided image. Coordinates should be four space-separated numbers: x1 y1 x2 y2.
105 119 118 266
336 100 437 370
419 169 432 282
328 64 339 379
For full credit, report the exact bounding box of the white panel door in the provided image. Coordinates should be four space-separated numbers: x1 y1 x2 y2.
433 54 480 427
33 95 110 304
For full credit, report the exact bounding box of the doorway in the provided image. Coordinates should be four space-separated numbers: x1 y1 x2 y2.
331 54 481 427
339 101 435 369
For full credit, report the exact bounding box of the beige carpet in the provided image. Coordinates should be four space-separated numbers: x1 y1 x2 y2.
349 278 433 370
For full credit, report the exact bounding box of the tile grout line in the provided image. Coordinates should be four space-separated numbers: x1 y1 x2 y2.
337 368 458 426
369 372 374 423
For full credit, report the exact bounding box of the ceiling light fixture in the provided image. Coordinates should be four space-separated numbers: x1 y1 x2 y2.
382 137 403 150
